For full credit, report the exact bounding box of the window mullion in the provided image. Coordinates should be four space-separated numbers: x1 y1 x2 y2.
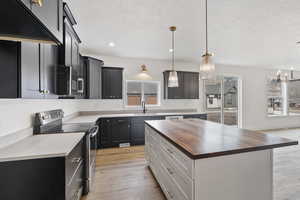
141 82 145 103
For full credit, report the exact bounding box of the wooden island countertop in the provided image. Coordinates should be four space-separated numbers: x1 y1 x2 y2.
145 119 298 159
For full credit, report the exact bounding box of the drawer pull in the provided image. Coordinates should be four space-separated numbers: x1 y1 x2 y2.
166 167 174 175
166 148 174 154
167 190 174 199
72 158 82 163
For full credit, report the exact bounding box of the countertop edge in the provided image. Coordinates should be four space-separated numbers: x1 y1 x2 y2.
0 153 69 163
0 133 85 163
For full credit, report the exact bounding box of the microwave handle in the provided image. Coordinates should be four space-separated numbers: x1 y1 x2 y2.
67 66 72 96
77 78 84 93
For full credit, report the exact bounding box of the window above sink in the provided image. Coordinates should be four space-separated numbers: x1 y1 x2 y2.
125 80 161 107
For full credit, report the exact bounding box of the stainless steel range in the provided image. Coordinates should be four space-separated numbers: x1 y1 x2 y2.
34 109 98 195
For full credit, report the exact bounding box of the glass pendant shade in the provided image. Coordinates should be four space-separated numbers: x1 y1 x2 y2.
168 70 179 87
200 53 215 80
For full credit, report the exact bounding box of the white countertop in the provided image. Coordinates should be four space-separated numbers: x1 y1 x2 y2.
66 112 207 124
0 133 85 162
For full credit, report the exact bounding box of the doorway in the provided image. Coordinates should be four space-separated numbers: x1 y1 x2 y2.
204 76 241 127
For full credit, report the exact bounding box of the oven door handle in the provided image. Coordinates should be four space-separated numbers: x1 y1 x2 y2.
89 125 99 138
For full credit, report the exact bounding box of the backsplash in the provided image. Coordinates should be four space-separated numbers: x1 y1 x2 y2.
0 99 79 137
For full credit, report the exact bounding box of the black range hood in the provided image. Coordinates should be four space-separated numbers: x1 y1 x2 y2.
0 0 60 44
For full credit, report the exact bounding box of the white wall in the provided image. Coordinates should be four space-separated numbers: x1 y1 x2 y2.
78 55 203 112
0 99 79 137
215 64 300 130
79 54 300 130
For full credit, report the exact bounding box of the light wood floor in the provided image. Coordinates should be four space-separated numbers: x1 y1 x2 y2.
82 129 300 200
81 146 166 200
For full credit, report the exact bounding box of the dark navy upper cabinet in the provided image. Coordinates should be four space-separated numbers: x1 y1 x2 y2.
102 67 123 99
40 44 59 99
31 0 63 43
21 42 58 99
0 0 62 44
164 71 199 99
84 57 103 99
21 42 41 99
0 41 20 98
17 0 63 44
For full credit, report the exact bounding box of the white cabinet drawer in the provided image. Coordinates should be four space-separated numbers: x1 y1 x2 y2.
159 134 194 178
159 147 193 200
159 161 189 200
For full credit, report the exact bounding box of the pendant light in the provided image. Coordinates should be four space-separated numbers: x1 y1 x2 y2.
168 26 179 87
200 0 215 80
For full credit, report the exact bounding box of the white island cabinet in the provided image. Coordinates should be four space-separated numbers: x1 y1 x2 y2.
145 119 298 200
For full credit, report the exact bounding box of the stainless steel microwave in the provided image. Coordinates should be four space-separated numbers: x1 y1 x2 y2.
55 66 78 96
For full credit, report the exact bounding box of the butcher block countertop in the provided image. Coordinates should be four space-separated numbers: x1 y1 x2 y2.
145 119 298 159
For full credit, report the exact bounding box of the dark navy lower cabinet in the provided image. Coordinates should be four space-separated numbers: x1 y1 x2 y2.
97 114 207 148
0 139 84 200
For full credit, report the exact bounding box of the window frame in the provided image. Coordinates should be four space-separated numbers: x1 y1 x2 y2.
266 79 300 117
125 80 161 108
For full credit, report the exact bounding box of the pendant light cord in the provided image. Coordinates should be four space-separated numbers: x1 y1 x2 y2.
205 0 208 54
172 30 175 70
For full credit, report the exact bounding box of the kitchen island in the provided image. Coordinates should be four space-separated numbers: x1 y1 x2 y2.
145 119 298 200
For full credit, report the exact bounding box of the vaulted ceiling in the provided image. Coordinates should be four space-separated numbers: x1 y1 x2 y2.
65 0 300 68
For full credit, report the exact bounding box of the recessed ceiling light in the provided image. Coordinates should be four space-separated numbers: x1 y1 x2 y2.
109 42 115 47
169 48 174 52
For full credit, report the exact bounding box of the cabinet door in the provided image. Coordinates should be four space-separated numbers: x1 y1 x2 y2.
165 71 184 99
64 24 73 66
102 67 123 99
0 41 20 98
111 69 123 99
21 42 41 99
97 65 102 99
111 118 130 147
191 73 199 99
72 40 79 68
99 119 112 148
184 72 199 99
131 117 150 145
88 59 101 99
101 68 110 99
31 0 63 43
41 44 58 99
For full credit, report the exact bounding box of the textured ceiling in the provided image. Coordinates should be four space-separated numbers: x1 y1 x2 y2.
65 0 300 68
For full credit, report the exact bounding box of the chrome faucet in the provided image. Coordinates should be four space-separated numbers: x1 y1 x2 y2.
142 101 147 114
